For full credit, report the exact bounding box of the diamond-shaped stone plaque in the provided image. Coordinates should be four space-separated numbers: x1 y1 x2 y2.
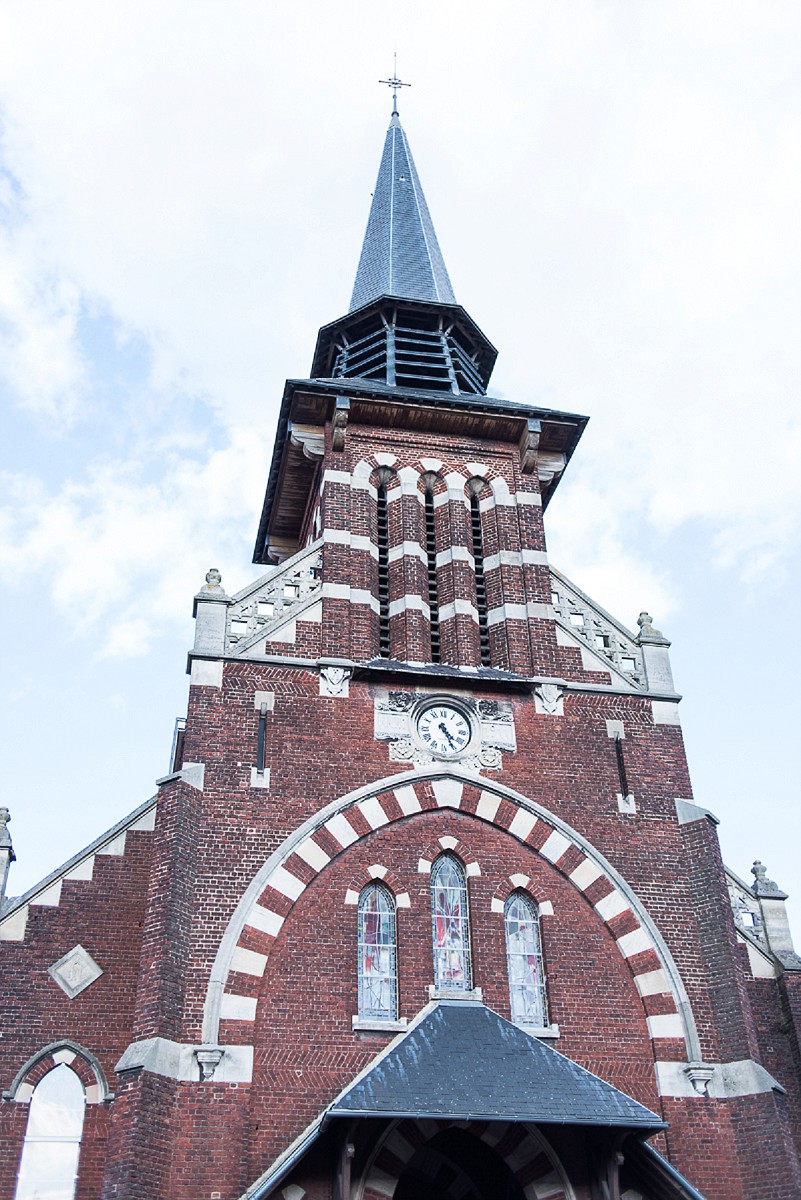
48 944 103 999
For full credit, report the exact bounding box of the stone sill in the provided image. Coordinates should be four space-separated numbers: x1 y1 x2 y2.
428 986 483 1002
519 1023 560 1039
352 1017 408 1033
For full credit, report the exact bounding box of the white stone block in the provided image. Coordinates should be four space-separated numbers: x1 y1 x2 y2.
190 658 223 688
270 866 306 901
617 927 653 959
98 832 127 856
395 786 421 815
230 947 268 977
568 859 603 892
358 796 389 828
432 779 463 808
32 881 62 907
325 812 359 848
539 831 571 864
594 890 630 921
652 700 681 726
634 968 670 997
129 807 157 832
219 993 257 1022
508 809 537 841
647 1012 684 1039
0 905 28 941
295 838 330 873
245 905 283 937
65 857 95 881
476 791 501 823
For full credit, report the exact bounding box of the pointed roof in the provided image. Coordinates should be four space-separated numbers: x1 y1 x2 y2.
350 114 457 311
328 1001 664 1128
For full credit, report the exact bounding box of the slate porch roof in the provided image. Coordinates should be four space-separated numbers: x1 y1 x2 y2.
243 1000 664 1199
329 1000 664 1127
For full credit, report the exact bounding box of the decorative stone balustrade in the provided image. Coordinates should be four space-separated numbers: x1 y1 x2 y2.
549 568 645 688
226 541 322 656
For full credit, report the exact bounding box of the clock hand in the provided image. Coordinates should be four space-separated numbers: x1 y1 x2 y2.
439 721 457 750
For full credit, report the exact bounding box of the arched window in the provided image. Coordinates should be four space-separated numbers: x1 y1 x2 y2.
376 477 391 658
423 480 440 663
504 892 548 1028
430 854 472 990
358 883 397 1019
468 484 491 666
15 1064 85 1200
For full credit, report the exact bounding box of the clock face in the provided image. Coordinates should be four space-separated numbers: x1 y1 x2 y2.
417 704 472 757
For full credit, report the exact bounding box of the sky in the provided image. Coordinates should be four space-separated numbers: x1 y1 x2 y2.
0 2 799 934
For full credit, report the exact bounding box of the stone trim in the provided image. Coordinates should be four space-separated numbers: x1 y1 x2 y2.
202 769 700 1062
0 797 157 943
654 1058 784 1099
4 1040 112 1105
115 1036 253 1084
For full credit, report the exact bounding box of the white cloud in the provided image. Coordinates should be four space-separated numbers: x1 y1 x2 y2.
0 425 269 657
0 222 87 420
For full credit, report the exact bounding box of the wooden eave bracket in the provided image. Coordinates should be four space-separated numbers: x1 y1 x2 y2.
332 395 350 451
519 417 542 474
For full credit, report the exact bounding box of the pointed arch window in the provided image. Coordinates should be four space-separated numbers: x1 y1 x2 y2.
358 883 398 1020
14 1064 85 1200
504 891 548 1028
430 854 472 990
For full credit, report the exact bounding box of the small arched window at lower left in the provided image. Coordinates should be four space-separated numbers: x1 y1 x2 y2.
14 1064 86 1200
358 883 398 1020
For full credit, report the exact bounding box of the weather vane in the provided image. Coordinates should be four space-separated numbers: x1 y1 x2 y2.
379 52 410 116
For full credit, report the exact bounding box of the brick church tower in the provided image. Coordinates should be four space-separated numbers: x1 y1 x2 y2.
2 101 801 1200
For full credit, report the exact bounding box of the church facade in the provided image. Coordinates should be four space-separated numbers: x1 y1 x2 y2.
2 106 801 1200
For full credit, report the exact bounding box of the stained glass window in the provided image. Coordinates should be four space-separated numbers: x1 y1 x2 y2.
431 854 472 990
504 891 548 1027
15 1064 85 1200
358 884 397 1019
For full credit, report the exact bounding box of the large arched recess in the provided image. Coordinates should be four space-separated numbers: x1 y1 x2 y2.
202 766 700 1061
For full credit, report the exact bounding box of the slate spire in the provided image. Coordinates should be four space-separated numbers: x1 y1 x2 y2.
349 113 457 311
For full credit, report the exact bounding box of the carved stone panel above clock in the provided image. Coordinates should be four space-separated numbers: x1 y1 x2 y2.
374 690 515 772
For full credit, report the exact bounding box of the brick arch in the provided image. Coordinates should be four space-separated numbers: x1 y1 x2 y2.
344 864 411 912
5 1040 110 1105
346 862 406 896
356 1118 574 1200
417 468 448 497
465 474 493 503
203 767 700 1062
491 872 555 911
370 464 400 490
417 833 480 876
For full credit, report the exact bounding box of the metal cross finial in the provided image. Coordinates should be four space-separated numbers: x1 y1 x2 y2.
379 53 410 116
